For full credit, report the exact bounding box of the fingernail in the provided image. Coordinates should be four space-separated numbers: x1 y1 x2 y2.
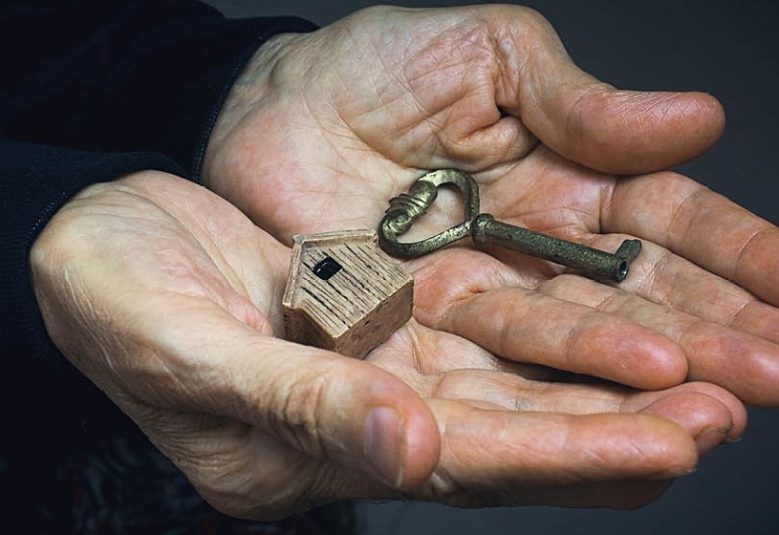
695 426 729 455
427 470 457 496
666 466 697 478
364 406 404 488
724 435 743 444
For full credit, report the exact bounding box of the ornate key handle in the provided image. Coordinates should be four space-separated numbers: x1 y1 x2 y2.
379 169 642 282
379 169 481 258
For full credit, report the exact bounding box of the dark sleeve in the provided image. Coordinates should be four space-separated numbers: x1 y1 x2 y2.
0 0 316 177
0 2 315 426
0 143 186 436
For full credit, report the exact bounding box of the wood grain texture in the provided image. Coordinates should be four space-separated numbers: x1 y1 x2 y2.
282 229 413 358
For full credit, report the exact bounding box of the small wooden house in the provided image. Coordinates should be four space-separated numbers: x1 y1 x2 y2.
282 229 413 359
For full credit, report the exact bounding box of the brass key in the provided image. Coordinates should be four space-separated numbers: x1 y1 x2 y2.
379 169 641 282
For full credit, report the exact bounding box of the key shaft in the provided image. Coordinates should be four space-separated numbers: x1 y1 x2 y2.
472 214 641 282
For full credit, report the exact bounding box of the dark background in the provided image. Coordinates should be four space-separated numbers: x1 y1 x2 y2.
207 1 779 533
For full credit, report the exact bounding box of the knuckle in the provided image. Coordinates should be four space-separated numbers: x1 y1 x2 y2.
565 83 617 136
512 5 553 32
485 5 558 50
264 369 332 458
652 169 694 187
351 4 396 20
640 170 707 207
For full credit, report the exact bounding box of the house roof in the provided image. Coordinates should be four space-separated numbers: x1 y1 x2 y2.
282 229 411 330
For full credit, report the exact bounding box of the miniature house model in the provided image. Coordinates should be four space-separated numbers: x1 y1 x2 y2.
282 229 413 359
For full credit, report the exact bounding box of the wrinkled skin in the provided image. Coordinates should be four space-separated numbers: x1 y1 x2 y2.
31 172 745 520
205 5 779 406
31 3 779 522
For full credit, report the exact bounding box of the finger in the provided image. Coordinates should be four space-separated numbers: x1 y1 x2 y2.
244 393 692 511
254 378 726 511
415 250 687 389
582 232 779 346
604 171 779 307
540 269 779 407
135 296 441 492
430 369 744 448
304 379 739 509
372 319 745 440
419 399 697 506
622 382 747 443
492 8 725 174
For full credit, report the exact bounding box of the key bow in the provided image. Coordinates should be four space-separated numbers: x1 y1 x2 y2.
379 169 480 258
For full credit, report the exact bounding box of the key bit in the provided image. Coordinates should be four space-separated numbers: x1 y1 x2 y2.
379 169 642 283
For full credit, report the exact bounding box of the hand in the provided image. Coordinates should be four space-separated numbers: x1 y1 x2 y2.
204 5 779 406
31 172 744 517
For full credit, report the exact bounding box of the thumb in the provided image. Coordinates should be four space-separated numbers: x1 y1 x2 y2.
499 10 725 174
156 302 440 491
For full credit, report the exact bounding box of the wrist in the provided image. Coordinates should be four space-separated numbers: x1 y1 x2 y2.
202 32 307 190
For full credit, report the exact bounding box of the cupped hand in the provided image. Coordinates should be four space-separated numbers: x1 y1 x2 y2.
31 172 744 518
204 5 779 406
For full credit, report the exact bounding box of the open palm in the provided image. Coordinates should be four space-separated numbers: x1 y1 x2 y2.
205 5 779 406
31 172 745 519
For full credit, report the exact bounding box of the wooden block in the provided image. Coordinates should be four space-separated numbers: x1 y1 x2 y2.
282 229 413 359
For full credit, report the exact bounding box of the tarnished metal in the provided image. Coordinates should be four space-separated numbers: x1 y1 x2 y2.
379 169 642 283
379 169 480 257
